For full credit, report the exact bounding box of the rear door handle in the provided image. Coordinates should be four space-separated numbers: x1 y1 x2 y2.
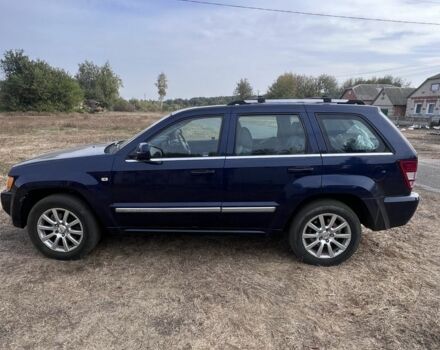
287 167 315 173
190 169 216 175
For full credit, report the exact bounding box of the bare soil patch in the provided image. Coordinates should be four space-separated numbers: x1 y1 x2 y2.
0 113 439 349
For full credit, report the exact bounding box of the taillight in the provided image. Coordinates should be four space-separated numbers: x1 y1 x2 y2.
398 159 418 190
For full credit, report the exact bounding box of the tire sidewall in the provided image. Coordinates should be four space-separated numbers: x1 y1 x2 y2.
290 202 361 266
28 195 96 260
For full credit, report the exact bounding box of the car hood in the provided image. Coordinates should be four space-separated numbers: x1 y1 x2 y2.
12 143 109 167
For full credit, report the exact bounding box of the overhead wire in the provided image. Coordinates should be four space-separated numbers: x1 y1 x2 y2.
177 0 440 26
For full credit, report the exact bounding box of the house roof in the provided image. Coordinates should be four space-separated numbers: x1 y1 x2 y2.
342 84 394 101
373 87 415 106
407 72 440 98
426 73 440 80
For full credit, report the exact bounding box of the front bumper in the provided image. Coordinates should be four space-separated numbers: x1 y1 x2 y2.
1 190 12 216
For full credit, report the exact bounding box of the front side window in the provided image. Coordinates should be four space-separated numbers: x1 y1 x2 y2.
427 103 435 114
318 114 388 153
148 116 222 158
235 115 306 155
415 103 422 114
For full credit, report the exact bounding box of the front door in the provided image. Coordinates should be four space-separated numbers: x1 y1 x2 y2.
111 113 228 231
222 106 322 232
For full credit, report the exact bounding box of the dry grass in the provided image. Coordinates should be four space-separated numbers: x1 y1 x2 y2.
0 113 439 349
402 129 440 158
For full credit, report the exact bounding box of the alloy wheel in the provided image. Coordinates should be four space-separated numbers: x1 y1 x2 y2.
37 208 84 252
302 213 351 259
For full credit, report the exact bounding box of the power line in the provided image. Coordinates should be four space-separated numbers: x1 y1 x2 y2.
336 64 440 79
411 0 440 4
177 0 440 26
399 66 440 78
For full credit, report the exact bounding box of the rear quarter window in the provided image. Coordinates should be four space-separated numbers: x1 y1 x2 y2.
317 114 389 153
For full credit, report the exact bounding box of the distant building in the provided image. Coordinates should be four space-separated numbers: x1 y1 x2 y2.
406 73 440 120
372 87 415 118
340 84 394 104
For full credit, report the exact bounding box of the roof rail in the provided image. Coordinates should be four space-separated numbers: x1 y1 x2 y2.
228 97 365 106
341 99 365 105
227 96 266 106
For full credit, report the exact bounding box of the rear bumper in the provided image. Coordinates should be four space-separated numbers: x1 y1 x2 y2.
383 192 419 229
364 192 419 231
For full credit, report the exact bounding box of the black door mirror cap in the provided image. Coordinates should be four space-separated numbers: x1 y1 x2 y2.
135 143 163 161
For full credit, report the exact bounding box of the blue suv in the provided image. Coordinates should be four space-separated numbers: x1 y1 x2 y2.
1 99 419 265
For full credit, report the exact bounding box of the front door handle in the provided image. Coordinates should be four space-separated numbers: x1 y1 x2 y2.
190 169 216 175
287 167 315 173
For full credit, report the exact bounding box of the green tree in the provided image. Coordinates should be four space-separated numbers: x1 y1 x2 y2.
234 78 253 99
76 60 122 109
266 73 297 98
0 49 83 112
155 72 168 110
267 73 341 99
316 74 340 98
266 73 317 99
342 75 409 90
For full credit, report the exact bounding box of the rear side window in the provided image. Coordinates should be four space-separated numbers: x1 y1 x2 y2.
317 114 388 153
235 115 306 155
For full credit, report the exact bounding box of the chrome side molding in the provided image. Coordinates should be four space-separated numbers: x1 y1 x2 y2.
221 206 276 213
115 207 221 213
115 206 277 213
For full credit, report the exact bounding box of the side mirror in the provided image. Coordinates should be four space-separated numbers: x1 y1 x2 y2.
135 143 163 161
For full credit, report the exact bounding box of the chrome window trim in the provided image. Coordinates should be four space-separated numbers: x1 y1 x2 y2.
226 154 319 159
125 152 394 162
126 156 225 162
322 152 393 157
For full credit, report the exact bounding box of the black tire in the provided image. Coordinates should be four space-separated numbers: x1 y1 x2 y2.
289 200 361 266
27 194 101 260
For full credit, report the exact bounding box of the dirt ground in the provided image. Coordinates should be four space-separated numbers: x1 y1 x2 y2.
0 113 439 350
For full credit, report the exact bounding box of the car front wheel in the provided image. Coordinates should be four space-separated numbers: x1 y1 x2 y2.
27 194 101 260
289 200 361 266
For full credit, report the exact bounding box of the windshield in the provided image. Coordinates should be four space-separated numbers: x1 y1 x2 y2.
108 113 171 153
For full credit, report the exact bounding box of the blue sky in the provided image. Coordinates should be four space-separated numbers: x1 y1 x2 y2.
1 0 440 99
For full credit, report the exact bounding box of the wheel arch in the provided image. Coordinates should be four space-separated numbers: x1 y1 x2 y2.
20 187 105 230
283 193 375 232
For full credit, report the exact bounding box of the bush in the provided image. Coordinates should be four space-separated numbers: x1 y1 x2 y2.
113 98 136 112
0 50 83 112
76 61 122 110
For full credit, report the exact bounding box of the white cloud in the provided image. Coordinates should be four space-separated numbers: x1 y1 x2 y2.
0 0 439 98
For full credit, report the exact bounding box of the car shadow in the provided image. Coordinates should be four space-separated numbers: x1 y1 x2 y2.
96 231 293 261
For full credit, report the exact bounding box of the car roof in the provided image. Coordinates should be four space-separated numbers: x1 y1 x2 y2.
171 99 377 116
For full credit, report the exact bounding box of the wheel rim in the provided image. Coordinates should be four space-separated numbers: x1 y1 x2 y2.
302 213 351 259
37 208 84 252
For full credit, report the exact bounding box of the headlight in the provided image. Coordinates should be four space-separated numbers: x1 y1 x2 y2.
5 176 14 191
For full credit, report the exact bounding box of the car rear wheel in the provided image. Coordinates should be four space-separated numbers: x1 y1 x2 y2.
289 200 361 266
27 194 101 260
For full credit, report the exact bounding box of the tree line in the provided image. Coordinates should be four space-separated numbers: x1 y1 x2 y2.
0 49 409 113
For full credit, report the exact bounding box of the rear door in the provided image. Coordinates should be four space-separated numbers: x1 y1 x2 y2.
306 104 399 201
222 105 322 232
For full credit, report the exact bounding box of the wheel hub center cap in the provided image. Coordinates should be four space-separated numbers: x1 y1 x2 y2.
320 230 331 240
58 225 67 234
